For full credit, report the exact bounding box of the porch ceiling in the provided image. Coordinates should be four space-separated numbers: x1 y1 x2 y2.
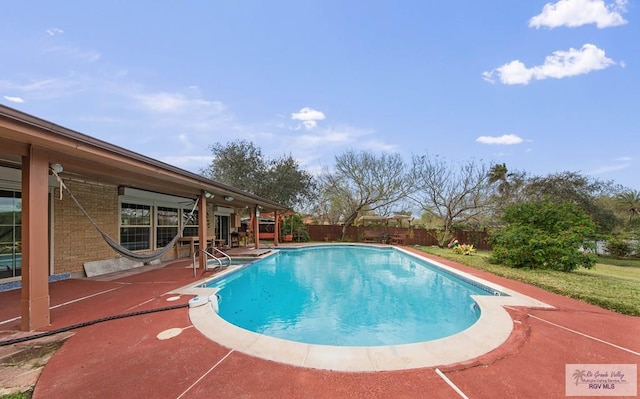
0 106 287 212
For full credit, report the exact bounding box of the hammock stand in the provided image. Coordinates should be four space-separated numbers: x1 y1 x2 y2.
50 168 200 263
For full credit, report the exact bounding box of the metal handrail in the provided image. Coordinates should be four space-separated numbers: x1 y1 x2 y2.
192 246 232 277
207 245 232 266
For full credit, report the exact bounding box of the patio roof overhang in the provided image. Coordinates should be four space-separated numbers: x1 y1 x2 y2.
0 105 287 212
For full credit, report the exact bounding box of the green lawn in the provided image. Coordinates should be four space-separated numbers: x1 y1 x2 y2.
416 246 640 316
0 391 32 399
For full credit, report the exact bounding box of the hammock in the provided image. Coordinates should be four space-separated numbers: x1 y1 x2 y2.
51 168 199 263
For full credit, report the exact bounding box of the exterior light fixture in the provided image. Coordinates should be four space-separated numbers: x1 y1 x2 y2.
204 192 215 199
224 196 234 202
50 163 64 173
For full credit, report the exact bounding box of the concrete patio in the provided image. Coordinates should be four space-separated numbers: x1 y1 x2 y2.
0 250 638 398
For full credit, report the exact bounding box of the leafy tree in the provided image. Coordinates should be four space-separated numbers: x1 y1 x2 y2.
201 140 315 210
410 154 491 246
523 171 619 234
489 200 597 271
318 150 411 240
201 140 265 193
260 155 316 209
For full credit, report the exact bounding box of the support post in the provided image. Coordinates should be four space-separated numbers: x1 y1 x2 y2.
248 212 254 246
253 206 260 250
21 146 50 330
273 210 279 246
198 191 207 272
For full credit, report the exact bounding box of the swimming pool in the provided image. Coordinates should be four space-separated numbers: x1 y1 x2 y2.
184 244 553 371
204 245 490 346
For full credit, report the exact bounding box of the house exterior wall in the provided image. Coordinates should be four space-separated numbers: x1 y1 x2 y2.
50 177 228 276
53 178 119 275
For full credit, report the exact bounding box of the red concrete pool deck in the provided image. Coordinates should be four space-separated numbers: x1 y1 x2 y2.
1 252 638 399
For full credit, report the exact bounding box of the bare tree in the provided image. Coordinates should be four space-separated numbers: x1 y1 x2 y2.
318 150 412 240
410 154 491 246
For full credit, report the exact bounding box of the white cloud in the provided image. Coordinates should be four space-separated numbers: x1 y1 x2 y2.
483 61 533 85
4 75 88 100
483 44 615 85
134 92 225 114
363 140 400 153
275 124 385 167
46 28 64 36
53 47 101 63
588 157 632 175
291 107 326 129
297 129 354 147
529 0 628 29
476 134 524 145
3 96 24 103
160 155 213 170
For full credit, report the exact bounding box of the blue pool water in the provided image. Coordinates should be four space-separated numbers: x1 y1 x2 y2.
205 245 491 346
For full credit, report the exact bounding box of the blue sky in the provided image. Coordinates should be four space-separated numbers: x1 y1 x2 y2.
1 0 638 190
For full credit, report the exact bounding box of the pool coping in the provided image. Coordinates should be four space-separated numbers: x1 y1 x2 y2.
180 245 554 372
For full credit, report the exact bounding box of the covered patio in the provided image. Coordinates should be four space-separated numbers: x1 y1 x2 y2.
0 104 287 331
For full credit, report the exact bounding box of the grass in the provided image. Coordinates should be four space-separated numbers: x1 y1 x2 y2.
416 246 640 316
0 341 63 399
0 390 33 399
594 256 640 268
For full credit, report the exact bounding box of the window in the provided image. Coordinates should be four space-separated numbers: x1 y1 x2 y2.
0 190 21 279
118 196 200 252
182 209 199 237
156 206 178 248
120 203 151 250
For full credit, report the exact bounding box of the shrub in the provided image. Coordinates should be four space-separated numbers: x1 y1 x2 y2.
280 214 310 242
453 244 476 256
489 200 597 271
604 238 632 257
432 229 453 247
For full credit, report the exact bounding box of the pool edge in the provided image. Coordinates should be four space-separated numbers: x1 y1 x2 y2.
184 244 554 372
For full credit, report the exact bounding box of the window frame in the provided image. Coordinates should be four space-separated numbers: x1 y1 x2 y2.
119 201 153 251
118 194 201 252
156 205 179 248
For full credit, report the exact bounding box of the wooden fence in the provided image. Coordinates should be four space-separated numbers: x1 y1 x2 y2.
305 225 491 250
